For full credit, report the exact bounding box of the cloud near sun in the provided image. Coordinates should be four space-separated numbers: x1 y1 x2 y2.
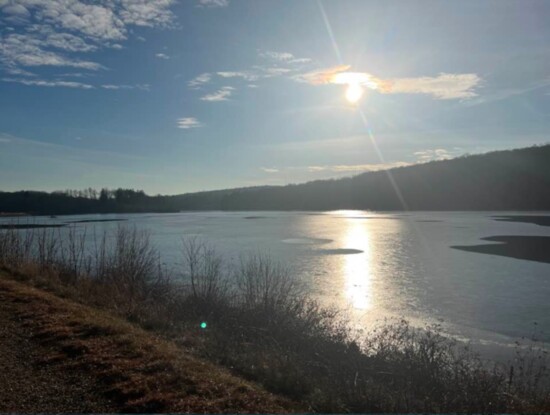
297 65 481 100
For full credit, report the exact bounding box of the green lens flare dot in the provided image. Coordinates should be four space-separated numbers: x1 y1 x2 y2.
200 322 207 329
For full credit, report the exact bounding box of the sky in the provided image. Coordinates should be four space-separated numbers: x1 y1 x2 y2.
0 0 549 195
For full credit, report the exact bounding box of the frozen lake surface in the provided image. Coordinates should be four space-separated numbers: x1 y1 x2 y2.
3 210 550 355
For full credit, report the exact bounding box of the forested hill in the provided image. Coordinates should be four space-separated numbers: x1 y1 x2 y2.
205 144 550 211
1 144 549 215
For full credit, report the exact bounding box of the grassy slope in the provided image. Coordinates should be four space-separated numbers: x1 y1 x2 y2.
0 272 296 413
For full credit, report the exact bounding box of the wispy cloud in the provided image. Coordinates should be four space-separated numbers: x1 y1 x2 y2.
296 65 481 100
2 77 150 91
117 0 176 28
155 53 170 59
261 167 279 173
261 67 292 77
57 72 91 78
0 33 104 71
186 51 312 93
2 77 93 89
0 0 176 86
390 74 481 100
414 148 461 162
101 84 150 91
217 71 259 82
306 161 411 173
197 0 229 7
259 51 294 61
1 3 29 23
294 65 354 85
177 117 203 129
257 161 413 181
259 50 312 64
188 72 211 88
44 32 98 52
200 86 234 101
0 0 175 41
3 66 36 77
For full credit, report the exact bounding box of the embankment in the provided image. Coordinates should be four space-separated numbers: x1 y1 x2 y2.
0 274 294 413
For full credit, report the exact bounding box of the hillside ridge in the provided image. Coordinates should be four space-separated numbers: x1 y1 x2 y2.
1 143 549 214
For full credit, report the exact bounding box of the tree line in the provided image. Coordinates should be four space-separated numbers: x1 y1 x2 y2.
53 188 147 202
1 144 549 215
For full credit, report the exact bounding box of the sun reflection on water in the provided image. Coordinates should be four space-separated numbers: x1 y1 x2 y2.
342 216 373 310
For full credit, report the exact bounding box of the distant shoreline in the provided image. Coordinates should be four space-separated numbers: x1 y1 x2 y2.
2 209 550 217
2 144 550 214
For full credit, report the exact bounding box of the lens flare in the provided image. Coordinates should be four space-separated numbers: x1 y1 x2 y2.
345 83 364 103
333 72 379 89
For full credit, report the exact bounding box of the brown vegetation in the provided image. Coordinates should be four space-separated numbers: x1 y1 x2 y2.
0 225 549 412
0 276 294 413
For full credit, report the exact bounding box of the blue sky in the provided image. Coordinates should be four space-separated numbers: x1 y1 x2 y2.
0 0 549 194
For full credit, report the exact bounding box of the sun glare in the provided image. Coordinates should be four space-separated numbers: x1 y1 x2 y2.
345 83 364 103
329 71 380 104
343 217 372 310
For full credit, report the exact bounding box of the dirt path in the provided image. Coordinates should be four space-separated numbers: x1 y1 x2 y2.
0 291 114 412
0 275 292 413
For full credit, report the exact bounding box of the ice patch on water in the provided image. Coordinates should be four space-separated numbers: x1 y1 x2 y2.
282 238 333 245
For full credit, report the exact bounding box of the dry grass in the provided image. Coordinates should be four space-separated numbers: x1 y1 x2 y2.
0 276 296 413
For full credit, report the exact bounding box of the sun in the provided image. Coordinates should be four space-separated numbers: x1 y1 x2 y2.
330 71 378 104
345 82 364 104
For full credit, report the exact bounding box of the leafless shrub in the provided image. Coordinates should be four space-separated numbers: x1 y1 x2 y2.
181 237 228 305
506 329 550 409
0 227 34 267
97 226 168 318
35 227 60 269
64 226 89 277
235 253 299 313
92 226 109 281
0 225 170 320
